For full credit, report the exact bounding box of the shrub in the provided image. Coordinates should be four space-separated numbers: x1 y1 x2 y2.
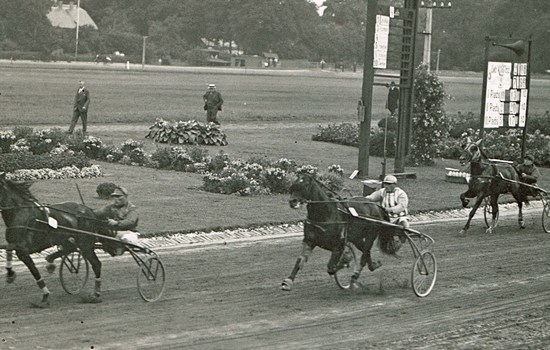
96 182 118 199
150 147 175 169
312 122 358 147
146 118 228 146
27 128 68 155
526 114 550 136
0 153 91 173
410 66 450 165
0 130 17 153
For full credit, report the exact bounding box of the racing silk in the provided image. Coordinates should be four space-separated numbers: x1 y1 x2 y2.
365 187 409 219
93 202 138 231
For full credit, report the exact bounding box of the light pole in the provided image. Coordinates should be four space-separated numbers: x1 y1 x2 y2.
419 1 451 70
142 36 148 68
74 0 81 61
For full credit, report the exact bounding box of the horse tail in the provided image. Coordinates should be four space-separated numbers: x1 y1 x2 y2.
377 228 400 256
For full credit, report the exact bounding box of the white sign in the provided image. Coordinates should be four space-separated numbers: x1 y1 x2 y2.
484 61 512 128
373 15 389 69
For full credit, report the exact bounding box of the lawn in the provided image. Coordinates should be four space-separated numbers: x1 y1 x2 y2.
1 61 549 236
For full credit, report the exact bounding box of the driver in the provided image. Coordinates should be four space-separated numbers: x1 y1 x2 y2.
517 154 541 198
364 175 409 243
93 186 140 255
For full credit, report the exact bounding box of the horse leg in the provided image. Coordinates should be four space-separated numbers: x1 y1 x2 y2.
80 247 103 303
350 237 380 289
487 195 499 234
516 194 525 229
45 248 66 274
460 194 485 234
460 192 470 208
281 242 313 291
6 249 16 283
326 245 344 275
15 249 50 308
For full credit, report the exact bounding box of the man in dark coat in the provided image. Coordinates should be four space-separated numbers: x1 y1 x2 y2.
68 80 90 134
203 83 223 125
386 81 399 116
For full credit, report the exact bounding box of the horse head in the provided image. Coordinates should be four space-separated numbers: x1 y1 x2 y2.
289 174 317 209
459 139 483 166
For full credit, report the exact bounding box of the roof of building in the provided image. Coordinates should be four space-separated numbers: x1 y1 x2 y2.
263 52 279 59
47 2 98 30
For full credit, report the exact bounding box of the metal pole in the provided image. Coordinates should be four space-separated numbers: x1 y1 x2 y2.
436 49 441 74
74 0 81 61
479 36 491 141
422 7 432 70
520 37 533 159
357 0 378 178
142 36 148 68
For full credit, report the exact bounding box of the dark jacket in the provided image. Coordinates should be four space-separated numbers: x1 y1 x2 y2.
74 88 90 112
203 90 223 110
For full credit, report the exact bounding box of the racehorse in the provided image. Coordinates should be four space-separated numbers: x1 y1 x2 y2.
458 139 525 234
282 174 400 291
0 173 107 307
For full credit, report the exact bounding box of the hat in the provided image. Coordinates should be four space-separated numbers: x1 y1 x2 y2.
111 187 128 197
208 84 216 88
525 154 535 161
382 175 397 184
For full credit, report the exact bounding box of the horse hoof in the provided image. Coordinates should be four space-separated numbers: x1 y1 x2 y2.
519 221 526 229
30 300 51 309
486 227 494 234
46 263 56 274
350 279 363 290
81 293 102 304
6 271 16 284
368 261 382 272
458 229 467 235
281 278 293 291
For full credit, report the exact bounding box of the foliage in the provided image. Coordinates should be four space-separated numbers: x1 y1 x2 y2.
312 123 358 147
526 114 550 136
0 153 91 173
409 66 450 166
96 182 119 199
146 118 228 146
6 164 102 181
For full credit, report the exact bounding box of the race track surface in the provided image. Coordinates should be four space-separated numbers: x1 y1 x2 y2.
1 210 550 350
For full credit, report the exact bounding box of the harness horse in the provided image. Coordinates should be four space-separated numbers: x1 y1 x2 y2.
0 173 105 307
0 173 166 306
282 174 437 296
458 140 526 234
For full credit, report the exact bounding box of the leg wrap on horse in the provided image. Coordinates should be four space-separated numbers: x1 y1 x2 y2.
94 278 101 296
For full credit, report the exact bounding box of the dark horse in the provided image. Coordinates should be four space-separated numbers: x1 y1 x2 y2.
0 173 107 307
458 139 525 234
281 174 400 291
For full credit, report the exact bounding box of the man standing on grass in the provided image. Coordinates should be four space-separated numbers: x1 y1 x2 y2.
68 80 90 134
203 83 223 125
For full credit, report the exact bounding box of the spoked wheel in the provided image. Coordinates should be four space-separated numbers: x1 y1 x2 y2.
411 251 437 297
483 197 499 228
542 199 550 233
334 243 357 290
60 251 89 295
137 255 166 302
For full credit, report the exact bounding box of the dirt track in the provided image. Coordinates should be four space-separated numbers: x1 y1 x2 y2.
1 210 550 350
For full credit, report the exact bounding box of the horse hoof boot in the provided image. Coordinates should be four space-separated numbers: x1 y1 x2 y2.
519 221 526 229
368 261 382 272
6 270 16 284
281 278 293 291
46 262 56 274
81 292 102 304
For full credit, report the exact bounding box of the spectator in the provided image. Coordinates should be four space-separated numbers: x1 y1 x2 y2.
68 80 90 134
386 81 399 117
203 84 224 125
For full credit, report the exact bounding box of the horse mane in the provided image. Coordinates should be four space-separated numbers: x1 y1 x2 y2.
5 180 38 202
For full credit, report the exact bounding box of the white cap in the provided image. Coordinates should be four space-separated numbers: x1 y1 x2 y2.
382 175 397 184
208 84 216 88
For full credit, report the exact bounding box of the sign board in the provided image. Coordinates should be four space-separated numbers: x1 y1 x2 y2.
373 15 389 69
484 61 529 128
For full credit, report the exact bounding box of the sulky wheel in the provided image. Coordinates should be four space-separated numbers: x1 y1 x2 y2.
334 243 357 290
137 255 166 302
542 200 550 233
60 251 89 295
411 251 437 297
483 197 499 228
